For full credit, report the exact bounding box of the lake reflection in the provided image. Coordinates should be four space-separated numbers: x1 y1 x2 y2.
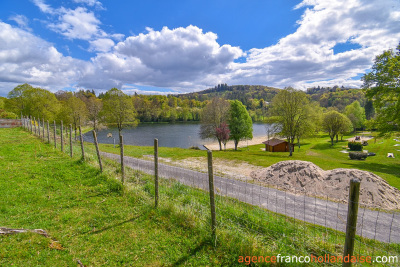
84 123 272 149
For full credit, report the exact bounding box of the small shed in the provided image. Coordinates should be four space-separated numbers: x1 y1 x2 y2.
263 138 294 152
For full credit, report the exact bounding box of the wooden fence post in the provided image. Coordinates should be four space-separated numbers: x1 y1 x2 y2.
60 121 64 152
343 178 361 267
79 125 85 160
30 118 33 133
93 130 103 172
154 138 159 208
69 124 73 157
120 134 125 184
207 150 217 245
47 121 50 143
53 121 57 148
38 118 41 138
34 118 37 135
42 118 45 141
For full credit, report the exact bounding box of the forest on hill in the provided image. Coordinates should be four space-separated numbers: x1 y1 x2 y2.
1 83 367 124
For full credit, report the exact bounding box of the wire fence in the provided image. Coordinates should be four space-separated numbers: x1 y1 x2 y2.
21 117 400 266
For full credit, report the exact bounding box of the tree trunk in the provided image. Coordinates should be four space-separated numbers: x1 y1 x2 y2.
336 134 339 142
331 137 334 146
217 139 222 151
289 138 293 156
234 140 238 150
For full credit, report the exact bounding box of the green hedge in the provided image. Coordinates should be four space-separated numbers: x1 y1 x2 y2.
349 151 368 160
348 141 363 151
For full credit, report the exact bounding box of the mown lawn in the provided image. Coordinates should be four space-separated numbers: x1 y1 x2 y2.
0 128 398 266
97 133 400 190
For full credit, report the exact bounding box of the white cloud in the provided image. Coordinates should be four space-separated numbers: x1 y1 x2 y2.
0 22 87 95
31 0 55 14
229 0 400 90
78 25 243 91
48 7 106 40
89 38 114 52
8 14 31 31
72 0 104 9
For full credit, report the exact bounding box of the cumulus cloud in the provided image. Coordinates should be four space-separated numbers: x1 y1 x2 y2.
78 25 244 91
48 7 106 40
228 0 400 90
0 22 87 95
89 38 114 52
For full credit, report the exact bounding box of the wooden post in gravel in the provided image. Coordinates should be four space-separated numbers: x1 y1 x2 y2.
154 138 159 208
60 121 64 152
120 134 125 184
207 150 217 245
69 124 73 157
53 121 57 148
343 178 361 267
79 125 85 160
93 130 103 172
47 121 50 143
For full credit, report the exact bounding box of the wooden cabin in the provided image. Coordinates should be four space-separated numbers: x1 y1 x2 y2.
263 138 294 152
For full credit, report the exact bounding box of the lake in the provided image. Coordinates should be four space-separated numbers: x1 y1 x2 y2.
84 123 273 149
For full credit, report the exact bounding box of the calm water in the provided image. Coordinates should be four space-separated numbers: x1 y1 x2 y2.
84 123 272 149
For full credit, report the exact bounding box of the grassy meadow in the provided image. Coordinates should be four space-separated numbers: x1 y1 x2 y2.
0 128 399 266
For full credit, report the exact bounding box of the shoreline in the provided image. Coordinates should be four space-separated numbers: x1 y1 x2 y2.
203 136 268 150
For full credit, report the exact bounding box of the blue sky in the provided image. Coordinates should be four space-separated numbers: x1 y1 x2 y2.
0 0 399 96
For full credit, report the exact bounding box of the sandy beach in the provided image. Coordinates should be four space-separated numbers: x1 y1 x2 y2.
203 136 268 150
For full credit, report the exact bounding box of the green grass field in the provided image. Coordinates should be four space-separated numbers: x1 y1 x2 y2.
97 133 400 190
0 128 399 266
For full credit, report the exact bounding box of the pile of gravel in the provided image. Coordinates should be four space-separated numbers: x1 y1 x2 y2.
250 160 400 210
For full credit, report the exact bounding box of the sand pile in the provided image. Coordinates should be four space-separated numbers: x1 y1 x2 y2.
250 160 400 210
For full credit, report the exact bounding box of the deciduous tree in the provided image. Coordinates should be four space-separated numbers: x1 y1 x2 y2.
199 97 230 150
322 110 353 145
268 87 310 156
228 100 253 150
101 88 137 138
362 44 400 134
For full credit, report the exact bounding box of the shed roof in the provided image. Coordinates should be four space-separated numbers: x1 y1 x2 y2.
262 138 287 146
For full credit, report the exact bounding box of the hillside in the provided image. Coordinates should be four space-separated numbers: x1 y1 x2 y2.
178 84 366 112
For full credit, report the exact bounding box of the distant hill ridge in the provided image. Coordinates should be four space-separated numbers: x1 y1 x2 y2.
179 84 365 111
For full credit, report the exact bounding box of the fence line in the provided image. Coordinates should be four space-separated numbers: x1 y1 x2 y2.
19 119 400 266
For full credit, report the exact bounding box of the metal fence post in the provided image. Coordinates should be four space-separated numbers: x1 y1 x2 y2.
207 150 217 245
120 134 125 184
60 121 64 152
343 178 361 267
154 138 159 208
79 125 85 160
93 130 103 172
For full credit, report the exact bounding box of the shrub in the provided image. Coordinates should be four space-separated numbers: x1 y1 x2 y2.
348 141 362 151
349 151 368 160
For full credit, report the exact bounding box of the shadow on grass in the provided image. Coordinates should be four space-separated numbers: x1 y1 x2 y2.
311 141 344 150
171 240 210 266
80 215 142 236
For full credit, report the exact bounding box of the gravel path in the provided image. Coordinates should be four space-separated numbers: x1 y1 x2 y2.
102 152 400 243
